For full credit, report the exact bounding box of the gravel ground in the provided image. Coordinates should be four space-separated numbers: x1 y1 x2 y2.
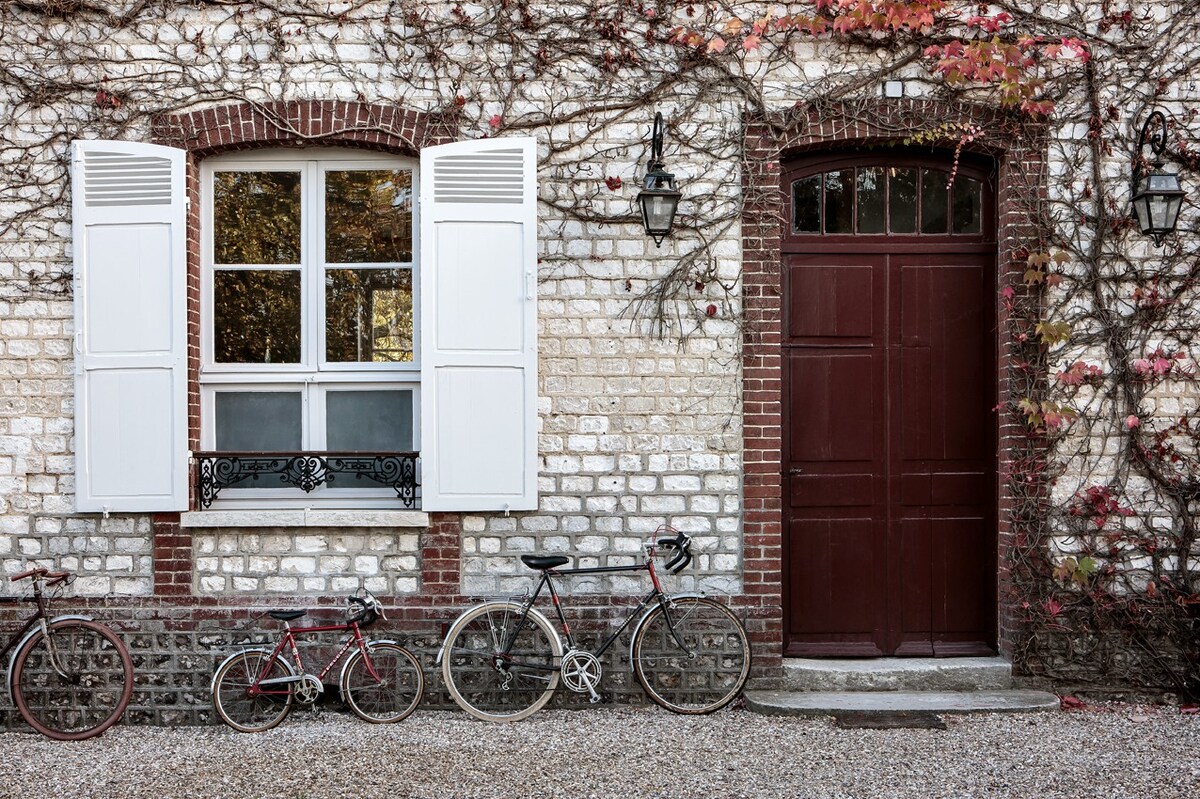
2 705 1197 799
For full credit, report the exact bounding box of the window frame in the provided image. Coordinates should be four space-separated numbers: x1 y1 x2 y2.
199 148 421 508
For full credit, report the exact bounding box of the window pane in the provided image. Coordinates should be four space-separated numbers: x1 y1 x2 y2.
952 176 983 234
326 390 414 452
921 170 949 234
889 168 918 233
325 170 414 263
325 268 413 363
213 171 301 264
214 270 301 363
792 176 820 233
215 392 302 452
823 170 854 233
856 167 885 233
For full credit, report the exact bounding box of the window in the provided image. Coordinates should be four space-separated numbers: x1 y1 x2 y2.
200 150 418 505
72 136 538 514
791 166 983 236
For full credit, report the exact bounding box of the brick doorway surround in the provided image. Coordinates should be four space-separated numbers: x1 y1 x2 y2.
740 100 1046 673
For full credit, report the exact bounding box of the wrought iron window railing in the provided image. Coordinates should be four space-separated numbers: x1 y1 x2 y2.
194 452 420 509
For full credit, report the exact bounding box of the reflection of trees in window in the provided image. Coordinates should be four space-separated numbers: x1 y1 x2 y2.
213 172 302 264
325 170 413 263
214 270 302 363
325 268 413 362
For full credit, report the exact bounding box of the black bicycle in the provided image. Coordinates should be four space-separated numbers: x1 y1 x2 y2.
437 529 750 721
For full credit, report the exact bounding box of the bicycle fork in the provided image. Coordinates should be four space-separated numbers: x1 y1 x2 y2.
37 619 79 683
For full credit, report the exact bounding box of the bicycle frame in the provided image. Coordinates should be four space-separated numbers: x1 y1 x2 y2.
494 557 689 675
247 620 380 698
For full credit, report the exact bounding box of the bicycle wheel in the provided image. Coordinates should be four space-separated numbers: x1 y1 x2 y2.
631 597 751 714
211 650 295 733
341 642 424 723
441 601 562 722
10 618 134 741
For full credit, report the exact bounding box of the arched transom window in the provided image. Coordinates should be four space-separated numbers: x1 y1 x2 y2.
791 165 984 236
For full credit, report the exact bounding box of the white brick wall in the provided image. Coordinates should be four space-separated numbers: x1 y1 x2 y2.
0 1 1196 599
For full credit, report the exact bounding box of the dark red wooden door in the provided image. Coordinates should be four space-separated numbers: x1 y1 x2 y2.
782 154 997 657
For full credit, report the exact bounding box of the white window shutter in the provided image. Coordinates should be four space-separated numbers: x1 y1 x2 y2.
419 137 538 511
72 140 188 512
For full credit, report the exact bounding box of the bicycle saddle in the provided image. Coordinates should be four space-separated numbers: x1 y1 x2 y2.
268 610 307 621
520 555 569 570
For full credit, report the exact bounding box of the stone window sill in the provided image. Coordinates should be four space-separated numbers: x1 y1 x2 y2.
179 510 430 529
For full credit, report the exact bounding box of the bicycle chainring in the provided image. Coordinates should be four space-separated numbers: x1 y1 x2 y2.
559 650 603 695
295 673 324 704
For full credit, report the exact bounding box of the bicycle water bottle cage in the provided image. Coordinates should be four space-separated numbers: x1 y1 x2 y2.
520 555 569 571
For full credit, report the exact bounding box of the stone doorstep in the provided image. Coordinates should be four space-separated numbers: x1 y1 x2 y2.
780 656 1013 692
744 689 1061 717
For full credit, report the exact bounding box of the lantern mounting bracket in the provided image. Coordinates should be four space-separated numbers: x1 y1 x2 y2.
1132 109 1169 196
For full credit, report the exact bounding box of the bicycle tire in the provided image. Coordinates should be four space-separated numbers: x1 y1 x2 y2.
341 642 424 723
10 618 134 741
211 650 295 733
631 597 751 714
441 601 562 722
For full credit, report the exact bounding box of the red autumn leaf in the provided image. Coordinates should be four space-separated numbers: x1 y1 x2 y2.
604 175 623 191
1001 286 1015 299
707 36 727 54
1059 695 1087 710
488 114 503 129
705 304 718 317
742 33 761 51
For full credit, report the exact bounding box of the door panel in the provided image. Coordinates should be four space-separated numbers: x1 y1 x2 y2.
784 254 888 655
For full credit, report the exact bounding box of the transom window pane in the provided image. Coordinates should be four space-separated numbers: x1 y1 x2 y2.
889 168 918 233
823 170 854 234
215 391 302 451
920 170 949 234
213 171 302 264
856 167 886 234
213 270 301 363
952 176 983 234
325 268 414 363
792 175 820 232
791 165 984 236
325 170 414 263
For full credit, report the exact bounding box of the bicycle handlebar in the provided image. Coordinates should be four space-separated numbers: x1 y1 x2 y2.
10 567 71 585
654 530 693 574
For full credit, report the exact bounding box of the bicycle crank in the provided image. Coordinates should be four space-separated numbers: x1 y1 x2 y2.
560 650 603 703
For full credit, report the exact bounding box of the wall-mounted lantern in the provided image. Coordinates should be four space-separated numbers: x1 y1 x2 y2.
637 112 682 247
1131 109 1186 246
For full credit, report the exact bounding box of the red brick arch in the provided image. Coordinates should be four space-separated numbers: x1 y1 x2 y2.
150 99 455 156
739 99 1047 673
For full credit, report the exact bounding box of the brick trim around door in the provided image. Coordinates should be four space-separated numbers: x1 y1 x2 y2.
741 99 1047 669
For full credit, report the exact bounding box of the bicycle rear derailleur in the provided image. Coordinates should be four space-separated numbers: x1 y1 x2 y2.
560 650 603 703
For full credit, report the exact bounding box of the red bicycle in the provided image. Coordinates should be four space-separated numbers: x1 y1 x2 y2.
211 590 423 732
